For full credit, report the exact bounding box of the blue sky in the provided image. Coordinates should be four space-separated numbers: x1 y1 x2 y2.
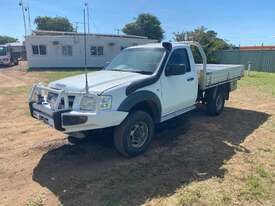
1 0 275 46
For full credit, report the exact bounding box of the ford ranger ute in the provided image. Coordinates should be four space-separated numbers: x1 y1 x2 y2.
28 41 244 157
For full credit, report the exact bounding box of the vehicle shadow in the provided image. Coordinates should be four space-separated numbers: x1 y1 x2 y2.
32 107 270 206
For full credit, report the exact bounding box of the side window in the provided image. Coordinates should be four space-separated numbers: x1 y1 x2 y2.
97 46 104 56
68 46 72 56
62 45 73 56
62 46 66 56
167 49 191 72
90 46 97 55
39 45 47 55
32 45 39 55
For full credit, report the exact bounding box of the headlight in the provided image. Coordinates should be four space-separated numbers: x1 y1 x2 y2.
80 95 112 111
33 90 47 103
99 96 112 111
80 96 96 111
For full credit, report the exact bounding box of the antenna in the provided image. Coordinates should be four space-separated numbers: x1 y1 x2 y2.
83 9 89 94
85 2 90 33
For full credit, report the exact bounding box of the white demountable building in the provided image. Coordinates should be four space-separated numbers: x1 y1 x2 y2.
25 30 157 69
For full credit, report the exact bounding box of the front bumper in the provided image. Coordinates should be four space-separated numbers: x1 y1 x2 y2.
29 102 128 133
29 102 68 131
28 84 128 133
0 61 10 65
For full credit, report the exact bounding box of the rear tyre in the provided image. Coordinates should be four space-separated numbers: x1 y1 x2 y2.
114 111 154 157
206 88 225 116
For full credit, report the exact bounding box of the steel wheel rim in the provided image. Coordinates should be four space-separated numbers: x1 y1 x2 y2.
129 121 149 148
216 94 223 111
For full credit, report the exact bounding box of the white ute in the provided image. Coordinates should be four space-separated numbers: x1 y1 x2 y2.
29 42 244 157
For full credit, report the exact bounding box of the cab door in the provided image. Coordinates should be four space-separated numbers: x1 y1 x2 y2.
160 48 197 116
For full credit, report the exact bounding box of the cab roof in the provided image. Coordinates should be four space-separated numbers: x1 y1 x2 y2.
128 42 189 50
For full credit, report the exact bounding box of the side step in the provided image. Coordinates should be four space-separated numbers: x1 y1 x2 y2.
160 105 196 122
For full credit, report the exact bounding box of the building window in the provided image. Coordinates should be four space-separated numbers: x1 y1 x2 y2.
90 46 97 55
62 45 73 56
98 46 104 55
90 46 104 56
32 45 39 55
32 45 47 55
39 45 47 55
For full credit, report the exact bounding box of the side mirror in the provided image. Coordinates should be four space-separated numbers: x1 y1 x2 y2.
165 64 187 76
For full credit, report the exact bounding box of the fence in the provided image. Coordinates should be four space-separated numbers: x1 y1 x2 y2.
217 50 275 73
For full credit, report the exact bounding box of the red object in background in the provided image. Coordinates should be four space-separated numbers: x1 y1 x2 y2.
240 45 275 51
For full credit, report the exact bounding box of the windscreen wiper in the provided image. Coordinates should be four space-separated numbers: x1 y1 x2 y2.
109 69 153 75
109 69 130 72
130 70 153 75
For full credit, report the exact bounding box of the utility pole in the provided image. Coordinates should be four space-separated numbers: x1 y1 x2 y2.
19 0 27 37
115 29 120 35
73 22 85 32
25 4 32 34
184 33 188 41
84 2 90 33
74 23 78 32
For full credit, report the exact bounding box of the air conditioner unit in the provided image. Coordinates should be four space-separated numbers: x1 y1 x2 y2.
52 41 59 45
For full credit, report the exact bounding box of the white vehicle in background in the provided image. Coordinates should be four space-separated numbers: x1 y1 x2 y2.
29 41 244 157
0 44 20 66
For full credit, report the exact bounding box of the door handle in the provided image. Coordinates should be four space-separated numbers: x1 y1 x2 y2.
187 77 194 82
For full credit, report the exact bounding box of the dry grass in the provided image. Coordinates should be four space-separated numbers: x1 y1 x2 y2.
25 196 43 206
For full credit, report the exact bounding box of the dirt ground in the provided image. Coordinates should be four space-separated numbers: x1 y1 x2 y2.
0 64 275 206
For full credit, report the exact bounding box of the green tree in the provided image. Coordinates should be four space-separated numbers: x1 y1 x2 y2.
173 26 231 63
34 16 74 32
0 35 18 45
122 13 164 41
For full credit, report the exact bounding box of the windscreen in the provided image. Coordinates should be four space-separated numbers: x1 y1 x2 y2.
0 46 7 56
106 48 165 74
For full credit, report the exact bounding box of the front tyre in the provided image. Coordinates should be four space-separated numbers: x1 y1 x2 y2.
67 136 83 144
114 111 154 157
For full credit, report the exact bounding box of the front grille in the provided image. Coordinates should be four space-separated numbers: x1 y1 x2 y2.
47 92 75 110
60 96 75 109
47 92 58 109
